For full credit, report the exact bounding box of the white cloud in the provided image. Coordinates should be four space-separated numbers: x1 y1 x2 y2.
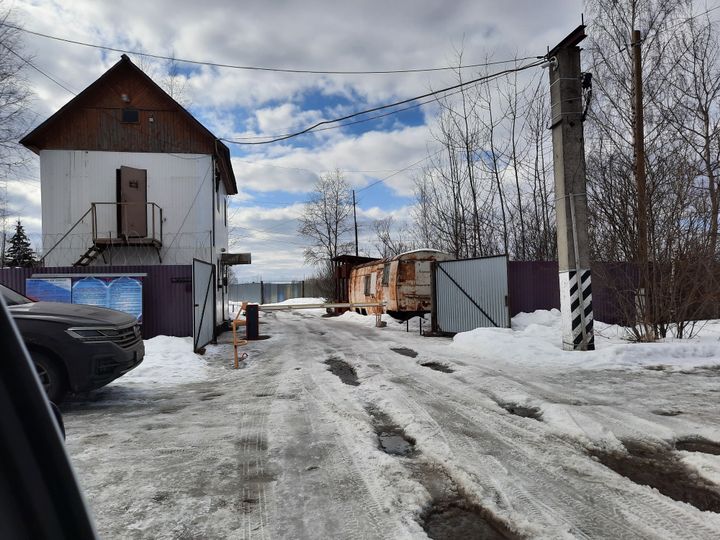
12 0 586 279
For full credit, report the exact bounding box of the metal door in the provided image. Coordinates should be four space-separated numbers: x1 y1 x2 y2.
192 259 215 352
118 166 147 237
433 255 510 334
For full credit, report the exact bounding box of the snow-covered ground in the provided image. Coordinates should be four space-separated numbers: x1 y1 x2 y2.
119 335 210 388
454 308 720 371
61 306 720 539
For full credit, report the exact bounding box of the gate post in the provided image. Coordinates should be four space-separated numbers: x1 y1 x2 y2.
430 261 438 334
548 25 595 351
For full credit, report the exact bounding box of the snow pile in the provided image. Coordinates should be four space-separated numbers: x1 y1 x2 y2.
267 297 328 316
452 309 720 370
272 297 325 305
114 335 210 388
334 311 429 332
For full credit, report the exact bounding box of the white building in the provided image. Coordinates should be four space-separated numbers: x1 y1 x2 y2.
20 55 245 333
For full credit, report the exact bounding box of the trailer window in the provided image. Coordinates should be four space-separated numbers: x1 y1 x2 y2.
364 275 371 295
382 263 390 285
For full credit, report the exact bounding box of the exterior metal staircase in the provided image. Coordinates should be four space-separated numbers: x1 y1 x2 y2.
74 244 107 266
37 202 163 267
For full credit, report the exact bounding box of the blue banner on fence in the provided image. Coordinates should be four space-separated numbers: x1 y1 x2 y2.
26 276 143 322
26 278 72 303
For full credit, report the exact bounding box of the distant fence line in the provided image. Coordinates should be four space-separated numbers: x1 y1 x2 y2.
229 281 324 304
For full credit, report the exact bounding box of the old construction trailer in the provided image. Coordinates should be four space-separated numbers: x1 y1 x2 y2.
348 249 452 319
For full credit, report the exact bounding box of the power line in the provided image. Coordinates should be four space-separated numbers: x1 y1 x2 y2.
356 150 443 193
221 59 545 145
1 43 77 95
1 22 539 76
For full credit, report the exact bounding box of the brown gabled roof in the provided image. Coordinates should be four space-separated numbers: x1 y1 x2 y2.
20 54 237 195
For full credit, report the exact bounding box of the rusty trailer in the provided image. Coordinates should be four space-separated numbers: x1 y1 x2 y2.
348 249 451 319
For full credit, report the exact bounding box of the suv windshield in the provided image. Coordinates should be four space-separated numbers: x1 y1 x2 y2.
0 283 33 306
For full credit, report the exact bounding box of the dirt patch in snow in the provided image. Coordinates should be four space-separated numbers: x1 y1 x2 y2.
391 347 418 358
324 357 360 386
410 462 520 540
651 409 683 416
420 362 455 373
590 441 720 512
500 403 543 421
678 365 720 377
366 407 416 456
676 437 720 456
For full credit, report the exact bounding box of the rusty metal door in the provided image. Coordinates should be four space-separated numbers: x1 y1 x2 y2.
192 258 215 352
118 166 147 237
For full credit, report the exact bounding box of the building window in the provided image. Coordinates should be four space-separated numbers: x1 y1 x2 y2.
121 108 139 123
382 263 390 285
364 275 371 295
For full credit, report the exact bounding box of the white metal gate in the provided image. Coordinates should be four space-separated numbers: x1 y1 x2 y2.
433 255 510 334
192 258 215 352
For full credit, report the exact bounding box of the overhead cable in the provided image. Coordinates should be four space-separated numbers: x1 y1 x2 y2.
1 22 539 76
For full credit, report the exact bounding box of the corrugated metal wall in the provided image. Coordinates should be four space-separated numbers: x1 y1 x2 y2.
0 265 192 338
507 261 637 325
229 281 324 304
434 255 510 333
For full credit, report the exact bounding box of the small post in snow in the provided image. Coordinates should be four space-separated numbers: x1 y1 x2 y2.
547 25 595 351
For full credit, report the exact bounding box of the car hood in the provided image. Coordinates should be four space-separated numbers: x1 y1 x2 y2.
9 302 136 327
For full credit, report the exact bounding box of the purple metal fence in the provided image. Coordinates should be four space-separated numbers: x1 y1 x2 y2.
0 265 192 338
508 261 638 325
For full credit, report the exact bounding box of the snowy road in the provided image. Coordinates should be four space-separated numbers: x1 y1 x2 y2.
63 311 720 539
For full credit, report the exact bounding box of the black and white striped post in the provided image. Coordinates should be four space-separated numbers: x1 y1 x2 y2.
548 25 595 351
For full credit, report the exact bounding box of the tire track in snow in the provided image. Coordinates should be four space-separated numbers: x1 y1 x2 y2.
324 319 720 539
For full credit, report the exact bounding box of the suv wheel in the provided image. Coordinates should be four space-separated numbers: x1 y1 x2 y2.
32 352 67 403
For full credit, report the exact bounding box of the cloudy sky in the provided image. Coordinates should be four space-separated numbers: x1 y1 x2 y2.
7 0 585 280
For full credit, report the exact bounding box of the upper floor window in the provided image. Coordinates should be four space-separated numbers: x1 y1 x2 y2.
121 108 139 123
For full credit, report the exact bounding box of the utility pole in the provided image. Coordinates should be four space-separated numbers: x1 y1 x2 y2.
632 28 651 340
547 25 594 351
352 189 359 256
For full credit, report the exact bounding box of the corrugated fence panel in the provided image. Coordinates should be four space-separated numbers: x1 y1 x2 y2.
507 261 560 317
435 255 510 333
0 265 192 338
229 282 314 304
228 283 262 303
507 261 638 325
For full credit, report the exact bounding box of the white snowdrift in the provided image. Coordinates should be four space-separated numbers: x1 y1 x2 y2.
113 335 210 388
333 311 429 333
452 309 720 370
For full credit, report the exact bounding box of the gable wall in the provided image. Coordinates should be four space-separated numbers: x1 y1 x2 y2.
26 65 214 155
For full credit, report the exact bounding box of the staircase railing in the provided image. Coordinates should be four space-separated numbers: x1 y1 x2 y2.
36 207 93 267
91 202 163 244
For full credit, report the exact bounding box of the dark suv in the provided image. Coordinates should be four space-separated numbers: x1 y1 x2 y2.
1 283 144 402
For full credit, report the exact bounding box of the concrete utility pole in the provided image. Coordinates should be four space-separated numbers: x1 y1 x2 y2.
547 25 595 351
632 28 651 340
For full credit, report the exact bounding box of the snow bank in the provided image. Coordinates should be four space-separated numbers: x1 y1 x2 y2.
452 309 720 370
266 297 328 316
334 311 429 333
114 336 210 388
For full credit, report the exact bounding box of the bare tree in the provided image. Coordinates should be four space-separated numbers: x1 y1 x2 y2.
373 216 414 258
298 170 354 270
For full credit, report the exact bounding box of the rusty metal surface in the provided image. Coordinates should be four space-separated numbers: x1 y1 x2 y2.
348 250 451 314
0 265 192 338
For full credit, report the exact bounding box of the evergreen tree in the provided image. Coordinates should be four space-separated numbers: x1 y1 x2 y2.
5 220 36 267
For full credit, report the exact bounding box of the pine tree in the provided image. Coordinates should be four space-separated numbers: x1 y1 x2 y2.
5 220 36 267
